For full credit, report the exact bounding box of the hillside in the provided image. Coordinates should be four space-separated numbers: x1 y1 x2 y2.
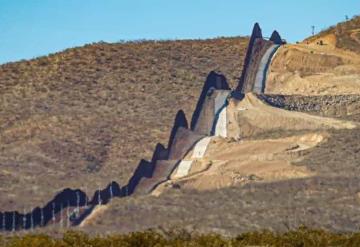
267 16 360 95
3 16 360 238
0 37 248 211
304 15 360 53
81 100 360 235
75 20 360 236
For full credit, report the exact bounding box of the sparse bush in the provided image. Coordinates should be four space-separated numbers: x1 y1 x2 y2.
304 15 360 53
3 228 360 246
0 37 248 211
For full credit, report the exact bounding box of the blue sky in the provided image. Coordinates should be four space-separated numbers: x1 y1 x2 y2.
0 0 359 64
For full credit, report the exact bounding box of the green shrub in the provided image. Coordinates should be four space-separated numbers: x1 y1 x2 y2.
3 228 360 246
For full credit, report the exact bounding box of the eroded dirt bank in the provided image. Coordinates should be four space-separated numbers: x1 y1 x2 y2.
266 43 360 95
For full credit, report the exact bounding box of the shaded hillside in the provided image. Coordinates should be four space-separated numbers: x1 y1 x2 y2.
304 15 360 53
0 37 248 211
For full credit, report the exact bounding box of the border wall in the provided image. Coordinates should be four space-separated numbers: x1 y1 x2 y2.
0 23 284 231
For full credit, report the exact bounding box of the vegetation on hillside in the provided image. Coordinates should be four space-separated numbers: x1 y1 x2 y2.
2 228 360 246
0 37 247 210
304 15 360 53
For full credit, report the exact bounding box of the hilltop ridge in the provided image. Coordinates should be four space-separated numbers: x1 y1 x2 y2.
304 15 360 53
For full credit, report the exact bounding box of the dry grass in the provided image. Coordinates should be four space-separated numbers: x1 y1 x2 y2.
82 173 360 235
0 37 248 211
3 228 360 246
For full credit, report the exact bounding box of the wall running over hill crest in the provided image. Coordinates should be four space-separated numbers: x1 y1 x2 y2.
0 23 284 232
237 23 284 93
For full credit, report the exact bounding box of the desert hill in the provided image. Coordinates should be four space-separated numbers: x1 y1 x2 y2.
0 37 248 211
304 15 360 53
267 16 360 95
3 16 360 237
76 18 360 235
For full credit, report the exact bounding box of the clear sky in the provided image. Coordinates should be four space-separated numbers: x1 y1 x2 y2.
0 0 359 64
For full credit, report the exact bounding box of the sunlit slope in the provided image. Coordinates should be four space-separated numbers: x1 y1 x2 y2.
304 15 360 53
267 16 360 95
